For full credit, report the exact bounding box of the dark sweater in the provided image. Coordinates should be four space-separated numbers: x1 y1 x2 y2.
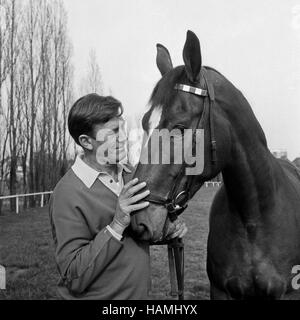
49 169 150 300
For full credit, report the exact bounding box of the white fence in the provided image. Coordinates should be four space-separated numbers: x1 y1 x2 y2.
205 181 222 187
0 181 221 214
0 191 53 214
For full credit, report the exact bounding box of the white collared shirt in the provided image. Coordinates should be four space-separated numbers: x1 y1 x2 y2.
71 154 132 241
71 154 131 196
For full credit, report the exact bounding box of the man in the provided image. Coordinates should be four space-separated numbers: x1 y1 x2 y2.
49 94 187 300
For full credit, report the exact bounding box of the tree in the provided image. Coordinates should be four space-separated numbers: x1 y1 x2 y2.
48 0 73 188
0 0 74 211
22 0 43 204
38 0 52 192
79 48 103 95
0 0 9 213
7 0 20 210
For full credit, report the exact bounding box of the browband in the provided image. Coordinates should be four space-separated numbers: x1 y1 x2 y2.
174 84 207 97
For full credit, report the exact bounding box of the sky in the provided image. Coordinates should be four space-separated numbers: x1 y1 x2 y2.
64 0 300 160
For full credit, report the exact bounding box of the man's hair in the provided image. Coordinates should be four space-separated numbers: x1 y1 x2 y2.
68 94 123 145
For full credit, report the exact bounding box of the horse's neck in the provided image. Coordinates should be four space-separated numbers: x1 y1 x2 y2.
223 150 276 222
205 73 281 223
222 138 277 223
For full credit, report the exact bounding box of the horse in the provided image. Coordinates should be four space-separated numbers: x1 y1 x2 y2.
130 30 300 299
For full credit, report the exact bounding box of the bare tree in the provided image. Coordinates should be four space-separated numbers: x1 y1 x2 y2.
22 0 43 204
48 0 73 187
7 0 20 210
0 0 74 211
16 58 30 207
79 48 103 96
60 39 73 176
0 0 9 107
37 0 52 191
0 0 9 213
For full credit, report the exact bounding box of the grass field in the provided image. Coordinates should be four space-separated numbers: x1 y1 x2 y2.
0 186 218 300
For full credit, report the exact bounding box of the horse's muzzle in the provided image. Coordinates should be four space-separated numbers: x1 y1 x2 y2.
130 219 153 241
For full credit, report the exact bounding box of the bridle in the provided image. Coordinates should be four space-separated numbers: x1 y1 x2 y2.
139 68 216 222
130 68 217 300
135 67 217 223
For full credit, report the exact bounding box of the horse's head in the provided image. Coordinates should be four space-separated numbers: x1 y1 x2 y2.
130 31 232 242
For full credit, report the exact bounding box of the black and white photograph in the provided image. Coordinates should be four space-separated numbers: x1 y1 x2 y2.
0 0 300 308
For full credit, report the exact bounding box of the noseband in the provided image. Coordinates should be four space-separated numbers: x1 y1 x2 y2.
133 68 217 222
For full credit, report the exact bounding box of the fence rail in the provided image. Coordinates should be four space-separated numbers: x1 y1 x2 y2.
204 181 222 187
0 181 221 214
0 191 53 214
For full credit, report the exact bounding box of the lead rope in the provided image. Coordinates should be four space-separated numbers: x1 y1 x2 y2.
150 237 184 300
168 237 184 300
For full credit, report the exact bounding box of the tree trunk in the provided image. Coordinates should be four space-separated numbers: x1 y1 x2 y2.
9 0 17 211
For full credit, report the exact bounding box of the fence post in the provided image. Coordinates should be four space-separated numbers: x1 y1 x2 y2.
41 194 44 208
16 196 19 214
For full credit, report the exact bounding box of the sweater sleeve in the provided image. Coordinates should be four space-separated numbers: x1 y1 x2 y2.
49 186 123 295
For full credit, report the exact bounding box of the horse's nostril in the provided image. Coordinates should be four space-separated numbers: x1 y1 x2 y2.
135 224 146 236
134 223 153 241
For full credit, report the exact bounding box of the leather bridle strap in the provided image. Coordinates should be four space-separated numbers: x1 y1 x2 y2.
133 68 216 301
165 79 210 205
202 68 217 163
142 68 216 221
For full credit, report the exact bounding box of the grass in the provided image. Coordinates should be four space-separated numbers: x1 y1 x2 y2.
0 186 218 300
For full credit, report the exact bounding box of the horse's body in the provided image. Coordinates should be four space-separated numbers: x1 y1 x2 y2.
131 31 300 299
208 133 300 299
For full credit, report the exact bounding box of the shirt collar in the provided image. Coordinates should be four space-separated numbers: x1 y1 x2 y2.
120 162 132 173
72 154 131 188
72 155 99 188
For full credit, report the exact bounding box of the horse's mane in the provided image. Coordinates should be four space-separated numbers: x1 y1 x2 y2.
149 66 186 108
142 66 186 132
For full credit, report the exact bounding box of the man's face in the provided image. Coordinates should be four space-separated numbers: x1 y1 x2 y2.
92 117 128 165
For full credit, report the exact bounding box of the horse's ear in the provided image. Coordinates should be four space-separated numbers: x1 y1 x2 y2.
156 44 173 76
183 30 202 83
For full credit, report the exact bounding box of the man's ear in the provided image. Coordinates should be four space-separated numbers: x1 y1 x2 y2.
156 43 173 76
78 135 93 151
183 30 202 83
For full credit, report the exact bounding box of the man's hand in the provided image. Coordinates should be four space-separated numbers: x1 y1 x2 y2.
110 178 150 235
165 219 188 240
